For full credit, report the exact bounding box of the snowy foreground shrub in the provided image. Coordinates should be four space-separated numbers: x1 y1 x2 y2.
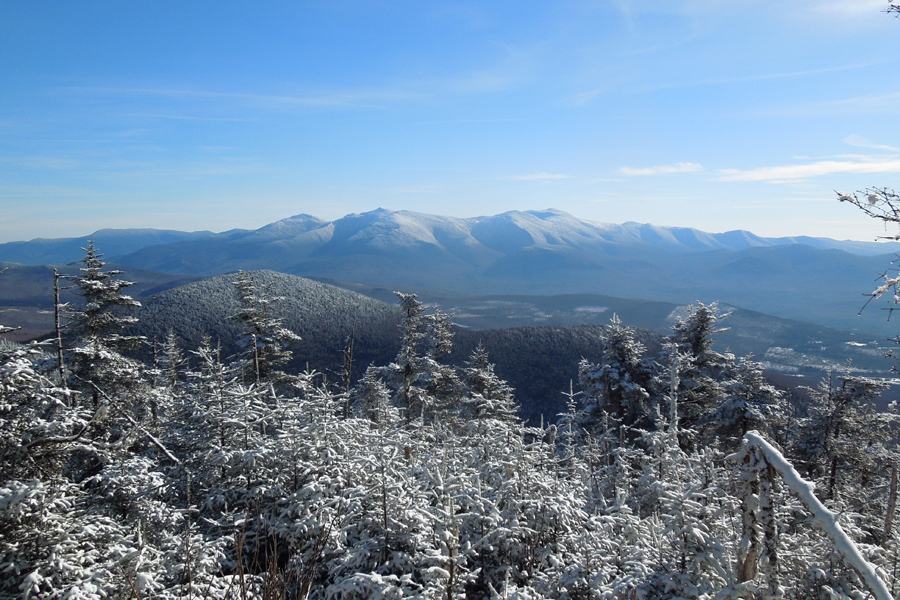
2 254 899 599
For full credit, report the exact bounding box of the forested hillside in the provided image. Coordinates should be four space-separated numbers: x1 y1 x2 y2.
125 273 890 424
2 246 899 599
127 270 402 385
127 272 665 424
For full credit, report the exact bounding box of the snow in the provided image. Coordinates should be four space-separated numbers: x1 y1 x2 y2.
741 431 893 600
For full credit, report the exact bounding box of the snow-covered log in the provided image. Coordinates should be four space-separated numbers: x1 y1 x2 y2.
735 430 893 600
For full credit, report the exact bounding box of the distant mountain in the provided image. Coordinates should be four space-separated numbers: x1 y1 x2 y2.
108 209 900 334
112 209 900 278
0 229 217 266
3 208 898 334
3 209 895 271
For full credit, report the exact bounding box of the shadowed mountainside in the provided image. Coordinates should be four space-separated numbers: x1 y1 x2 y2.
110 209 900 335
126 270 402 384
2 208 897 334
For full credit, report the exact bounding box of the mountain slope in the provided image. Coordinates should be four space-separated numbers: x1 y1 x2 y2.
0 229 217 265
109 208 900 279
127 270 402 381
123 272 664 423
0 262 201 309
4 208 898 335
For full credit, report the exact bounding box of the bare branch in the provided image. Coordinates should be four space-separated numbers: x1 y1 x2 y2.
22 379 181 464
837 188 900 240
83 380 182 464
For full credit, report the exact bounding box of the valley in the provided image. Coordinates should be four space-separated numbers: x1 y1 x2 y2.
3 211 900 599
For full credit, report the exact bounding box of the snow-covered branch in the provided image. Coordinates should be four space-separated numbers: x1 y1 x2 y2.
734 430 893 600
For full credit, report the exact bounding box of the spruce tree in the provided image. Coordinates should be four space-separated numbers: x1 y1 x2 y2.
66 240 144 404
578 315 656 436
230 270 301 383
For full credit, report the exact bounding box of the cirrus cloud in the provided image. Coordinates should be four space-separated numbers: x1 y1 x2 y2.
718 156 900 182
843 134 899 152
510 172 572 181
619 162 703 176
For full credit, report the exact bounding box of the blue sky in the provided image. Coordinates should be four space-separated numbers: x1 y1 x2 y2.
2 0 899 243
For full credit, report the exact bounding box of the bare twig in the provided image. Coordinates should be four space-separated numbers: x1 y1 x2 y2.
23 378 182 464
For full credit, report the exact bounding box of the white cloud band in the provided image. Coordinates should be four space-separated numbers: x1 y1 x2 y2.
719 157 900 182
619 162 703 176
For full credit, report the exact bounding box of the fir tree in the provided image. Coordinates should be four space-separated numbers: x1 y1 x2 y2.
464 341 518 422
578 315 657 436
797 373 898 505
665 302 736 444
66 240 144 404
353 364 395 424
711 356 784 450
386 293 461 424
230 270 302 383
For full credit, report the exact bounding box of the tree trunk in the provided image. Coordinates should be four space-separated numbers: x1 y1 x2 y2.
885 464 898 545
53 269 66 387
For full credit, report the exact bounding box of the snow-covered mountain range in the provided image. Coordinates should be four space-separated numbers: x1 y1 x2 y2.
2 208 895 268
1 208 896 334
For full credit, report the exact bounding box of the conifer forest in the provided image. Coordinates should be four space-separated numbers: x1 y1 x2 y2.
3 238 900 600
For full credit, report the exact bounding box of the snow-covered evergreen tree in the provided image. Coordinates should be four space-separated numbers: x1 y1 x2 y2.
578 315 657 437
797 374 898 511
464 341 518 422
666 303 731 432
230 269 302 384
385 293 462 425
711 356 784 450
66 240 144 405
353 364 396 424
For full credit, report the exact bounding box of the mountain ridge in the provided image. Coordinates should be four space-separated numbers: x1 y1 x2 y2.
2 208 897 266
2 208 897 335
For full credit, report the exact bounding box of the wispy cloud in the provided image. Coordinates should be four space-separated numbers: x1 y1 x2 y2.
0 155 79 170
619 162 703 176
510 172 572 181
828 91 900 111
124 113 259 123
810 0 888 18
389 187 439 194
572 90 603 106
756 90 900 118
417 118 528 124
573 63 878 106
718 156 900 182
58 67 519 112
63 86 412 110
843 134 899 152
